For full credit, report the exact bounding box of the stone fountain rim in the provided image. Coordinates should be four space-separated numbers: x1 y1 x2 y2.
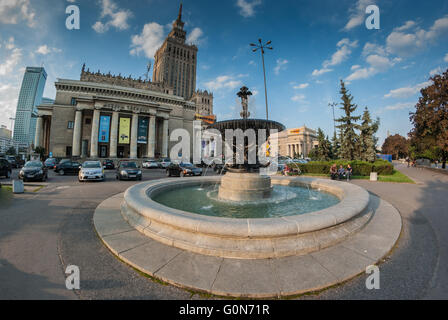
123 176 370 238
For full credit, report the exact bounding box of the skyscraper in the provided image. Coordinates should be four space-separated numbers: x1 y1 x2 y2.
13 67 47 146
153 4 198 100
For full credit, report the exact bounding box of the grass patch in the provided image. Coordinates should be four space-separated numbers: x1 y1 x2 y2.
300 169 414 184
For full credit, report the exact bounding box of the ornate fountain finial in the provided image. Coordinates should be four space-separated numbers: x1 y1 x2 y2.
237 86 252 119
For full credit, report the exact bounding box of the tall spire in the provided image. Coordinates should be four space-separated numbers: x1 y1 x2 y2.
177 2 183 22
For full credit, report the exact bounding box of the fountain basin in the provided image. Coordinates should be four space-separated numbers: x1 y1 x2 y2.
121 176 371 259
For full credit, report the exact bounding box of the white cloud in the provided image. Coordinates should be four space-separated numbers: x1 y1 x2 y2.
291 94 306 102
444 53 448 63
312 38 357 77
130 22 165 58
36 45 62 55
0 48 22 76
386 15 448 56
0 0 35 27
312 68 333 76
205 75 242 91
186 27 205 45
394 20 417 32
346 54 395 81
93 0 132 33
236 0 262 18
384 81 432 99
351 65 361 70
274 59 288 75
293 83 309 90
384 102 415 111
362 42 387 57
429 67 443 76
344 0 373 31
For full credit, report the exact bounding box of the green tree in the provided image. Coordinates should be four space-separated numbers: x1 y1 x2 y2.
316 128 331 161
335 81 361 160
330 131 340 160
409 69 448 168
359 107 380 162
6 146 16 155
382 134 409 160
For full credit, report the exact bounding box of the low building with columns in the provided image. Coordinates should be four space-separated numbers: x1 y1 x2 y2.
272 126 319 158
34 75 197 160
34 4 215 161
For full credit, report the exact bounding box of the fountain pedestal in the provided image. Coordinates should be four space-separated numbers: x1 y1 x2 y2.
218 171 273 201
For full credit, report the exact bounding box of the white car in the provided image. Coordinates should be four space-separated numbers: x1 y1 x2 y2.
79 161 105 182
159 158 172 168
143 160 160 169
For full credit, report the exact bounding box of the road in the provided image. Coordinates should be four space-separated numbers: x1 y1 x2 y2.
0 163 447 299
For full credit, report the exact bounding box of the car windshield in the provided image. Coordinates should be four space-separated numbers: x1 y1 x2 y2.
83 162 101 168
181 162 194 168
45 159 54 163
25 161 42 168
122 162 137 168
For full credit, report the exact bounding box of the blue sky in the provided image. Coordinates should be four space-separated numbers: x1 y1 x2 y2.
0 0 447 145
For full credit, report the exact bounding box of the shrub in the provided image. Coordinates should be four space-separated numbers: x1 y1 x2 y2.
289 159 393 176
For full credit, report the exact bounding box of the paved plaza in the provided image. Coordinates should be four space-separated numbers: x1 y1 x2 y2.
0 163 447 299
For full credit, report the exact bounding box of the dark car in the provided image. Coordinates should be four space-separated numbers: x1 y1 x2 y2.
6 156 18 169
0 158 12 179
116 161 142 181
44 158 57 169
166 162 203 177
18 161 48 182
102 159 115 170
55 161 81 176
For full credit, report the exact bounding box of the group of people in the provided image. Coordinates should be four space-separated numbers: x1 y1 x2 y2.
330 164 353 181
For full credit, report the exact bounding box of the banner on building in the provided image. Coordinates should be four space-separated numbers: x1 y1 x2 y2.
119 118 130 144
137 117 148 144
98 115 111 143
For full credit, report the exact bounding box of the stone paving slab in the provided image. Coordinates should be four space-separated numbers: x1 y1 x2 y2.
94 193 402 298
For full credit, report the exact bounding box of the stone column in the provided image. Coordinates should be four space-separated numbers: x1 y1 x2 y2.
130 113 139 159
162 117 169 158
146 115 156 158
72 110 82 157
110 111 119 158
90 108 100 158
34 116 43 148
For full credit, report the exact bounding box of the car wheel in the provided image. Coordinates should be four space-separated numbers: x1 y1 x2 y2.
138 176 142 181
166 170 171 177
180 171 185 178
59 169 64 176
23 178 27 182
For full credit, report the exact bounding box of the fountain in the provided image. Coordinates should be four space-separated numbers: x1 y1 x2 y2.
93 88 402 298
208 86 285 202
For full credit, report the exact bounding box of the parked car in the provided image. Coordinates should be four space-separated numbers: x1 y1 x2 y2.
55 160 81 176
54 159 71 172
0 158 12 179
6 156 18 169
79 161 105 182
18 161 48 182
116 161 142 181
142 160 160 169
159 158 172 168
44 158 57 169
166 162 203 177
102 159 115 170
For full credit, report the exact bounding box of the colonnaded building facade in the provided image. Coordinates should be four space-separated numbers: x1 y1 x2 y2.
34 4 214 160
274 126 319 158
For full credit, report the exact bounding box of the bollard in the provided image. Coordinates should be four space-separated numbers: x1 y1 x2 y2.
370 172 378 182
13 180 24 194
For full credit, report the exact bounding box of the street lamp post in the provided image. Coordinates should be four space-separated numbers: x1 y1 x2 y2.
250 39 273 121
328 102 337 137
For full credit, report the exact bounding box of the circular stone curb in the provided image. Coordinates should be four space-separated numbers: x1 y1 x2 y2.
94 190 402 298
120 177 371 259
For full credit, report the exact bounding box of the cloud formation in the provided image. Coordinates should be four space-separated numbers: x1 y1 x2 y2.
384 81 432 99
236 0 262 18
93 0 132 33
344 0 374 31
274 59 288 75
205 75 243 91
130 22 165 58
312 38 357 77
0 0 35 27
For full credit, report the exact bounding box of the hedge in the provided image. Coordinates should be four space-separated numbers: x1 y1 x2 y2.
289 159 394 176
